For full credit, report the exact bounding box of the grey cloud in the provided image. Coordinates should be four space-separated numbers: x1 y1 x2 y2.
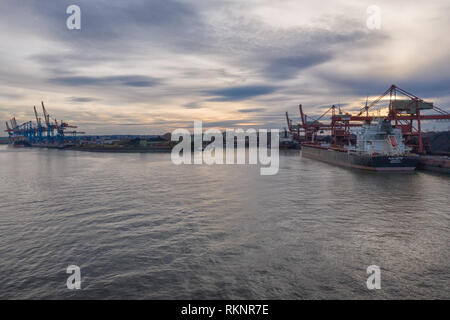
206 85 278 101
203 120 260 128
68 97 98 103
205 16 384 81
258 28 386 81
13 0 208 76
183 102 202 109
319 71 450 103
5 0 203 42
49 75 160 87
396 80 450 99
264 53 332 79
0 92 25 99
238 108 266 113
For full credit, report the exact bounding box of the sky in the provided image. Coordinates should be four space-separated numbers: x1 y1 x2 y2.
1 0 450 135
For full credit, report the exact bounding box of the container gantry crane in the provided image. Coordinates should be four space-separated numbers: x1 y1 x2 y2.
4 102 84 147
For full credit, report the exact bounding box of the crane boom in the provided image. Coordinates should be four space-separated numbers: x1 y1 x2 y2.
299 104 306 126
34 106 41 127
285 112 291 131
41 101 50 128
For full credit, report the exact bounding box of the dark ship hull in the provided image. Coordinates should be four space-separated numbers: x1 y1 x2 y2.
10 140 32 148
279 140 301 150
302 145 418 171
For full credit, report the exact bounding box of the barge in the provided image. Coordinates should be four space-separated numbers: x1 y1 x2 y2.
417 155 450 174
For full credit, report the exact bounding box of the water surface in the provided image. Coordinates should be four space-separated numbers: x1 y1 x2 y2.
0 146 448 299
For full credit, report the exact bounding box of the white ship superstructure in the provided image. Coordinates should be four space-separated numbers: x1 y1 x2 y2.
351 119 410 156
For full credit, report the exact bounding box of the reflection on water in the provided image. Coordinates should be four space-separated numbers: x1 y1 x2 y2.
0 146 448 299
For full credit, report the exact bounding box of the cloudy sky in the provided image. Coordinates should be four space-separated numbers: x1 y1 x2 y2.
1 0 450 134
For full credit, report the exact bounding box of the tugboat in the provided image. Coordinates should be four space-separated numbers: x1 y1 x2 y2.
279 128 301 149
302 119 418 171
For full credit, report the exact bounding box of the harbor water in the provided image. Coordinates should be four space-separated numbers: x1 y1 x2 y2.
0 145 448 299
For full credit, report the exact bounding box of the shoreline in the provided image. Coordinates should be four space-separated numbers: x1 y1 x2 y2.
67 146 173 153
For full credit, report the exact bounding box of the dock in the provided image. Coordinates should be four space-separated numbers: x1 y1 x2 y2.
417 155 450 173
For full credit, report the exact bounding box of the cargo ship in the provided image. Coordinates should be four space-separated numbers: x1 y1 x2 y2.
302 119 418 171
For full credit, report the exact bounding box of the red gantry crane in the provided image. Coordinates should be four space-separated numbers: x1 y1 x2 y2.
286 85 450 154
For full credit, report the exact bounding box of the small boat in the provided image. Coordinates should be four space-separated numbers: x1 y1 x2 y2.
279 128 301 149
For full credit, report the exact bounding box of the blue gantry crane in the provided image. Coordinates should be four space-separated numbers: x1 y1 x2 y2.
4 102 84 147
